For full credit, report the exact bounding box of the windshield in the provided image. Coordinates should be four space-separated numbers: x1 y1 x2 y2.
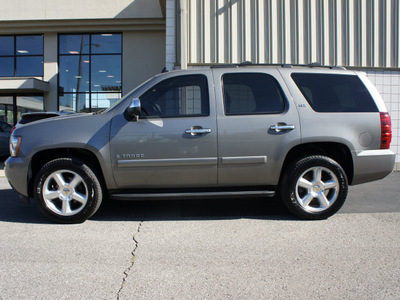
101 77 155 114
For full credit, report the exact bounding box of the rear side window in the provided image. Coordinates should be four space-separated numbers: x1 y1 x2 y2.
291 73 378 112
222 73 286 115
140 74 209 118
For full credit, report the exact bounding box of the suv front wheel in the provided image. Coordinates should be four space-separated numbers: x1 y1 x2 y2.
33 158 103 223
280 155 348 220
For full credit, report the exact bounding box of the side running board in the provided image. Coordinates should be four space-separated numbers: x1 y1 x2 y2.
110 190 275 201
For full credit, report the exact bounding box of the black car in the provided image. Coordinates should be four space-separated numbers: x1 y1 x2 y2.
0 120 12 157
13 110 76 130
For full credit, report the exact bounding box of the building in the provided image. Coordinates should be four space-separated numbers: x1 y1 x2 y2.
0 0 398 169
0 0 166 122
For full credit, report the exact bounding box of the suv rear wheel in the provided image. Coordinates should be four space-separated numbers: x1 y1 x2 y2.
34 158 103 223
280 155 348 220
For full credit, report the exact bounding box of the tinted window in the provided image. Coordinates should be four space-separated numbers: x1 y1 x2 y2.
222 73 286 115
140 75 209 118
291 73 378 112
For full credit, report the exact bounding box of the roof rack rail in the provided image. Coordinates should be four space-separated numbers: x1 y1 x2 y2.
210 64 238 68
209 62 346 70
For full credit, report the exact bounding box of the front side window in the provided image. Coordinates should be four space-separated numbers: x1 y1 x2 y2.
139 75 209 118
0 35 43 77
222 73 286 115
291 73 378 113
58 33 122 112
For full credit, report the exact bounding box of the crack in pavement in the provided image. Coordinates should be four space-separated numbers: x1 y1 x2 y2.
117 221 143 299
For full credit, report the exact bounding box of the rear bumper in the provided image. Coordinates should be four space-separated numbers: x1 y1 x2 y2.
5 156 29 198
352 149 396 185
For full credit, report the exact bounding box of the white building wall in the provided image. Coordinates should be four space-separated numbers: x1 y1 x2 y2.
166 0 176 71
0 0 163 20
366 70 400 170
180 0 400 68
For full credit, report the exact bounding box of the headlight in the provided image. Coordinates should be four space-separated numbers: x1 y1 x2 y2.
10 135 22 157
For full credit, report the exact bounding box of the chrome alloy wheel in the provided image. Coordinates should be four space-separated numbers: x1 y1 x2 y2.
42 169 88 216
295 166 339 213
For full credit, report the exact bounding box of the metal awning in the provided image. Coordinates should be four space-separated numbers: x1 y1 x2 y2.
0 78 49 94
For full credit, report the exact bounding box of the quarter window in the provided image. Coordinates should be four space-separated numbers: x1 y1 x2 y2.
291 73 378 113
139 75 209 118
0 35 43 77
222 73 286 115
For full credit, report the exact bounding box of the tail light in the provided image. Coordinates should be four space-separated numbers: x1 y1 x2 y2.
380 112 392 149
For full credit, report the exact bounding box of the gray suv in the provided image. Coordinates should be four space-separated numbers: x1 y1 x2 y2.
5 65 396 223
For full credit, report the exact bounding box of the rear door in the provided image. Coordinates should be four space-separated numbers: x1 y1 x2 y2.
212 68 301 186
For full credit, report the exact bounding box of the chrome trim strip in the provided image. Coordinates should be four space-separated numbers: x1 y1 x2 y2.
118 157 218 168
221 156 267 165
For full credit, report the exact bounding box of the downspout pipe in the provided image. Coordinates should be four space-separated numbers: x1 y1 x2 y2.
180 0 188 70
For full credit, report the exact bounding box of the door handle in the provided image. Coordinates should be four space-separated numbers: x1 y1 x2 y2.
270 123 295 132
185 126 212 136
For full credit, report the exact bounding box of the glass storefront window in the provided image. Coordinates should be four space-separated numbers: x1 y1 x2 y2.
0 57 14 77
90 55 121 92
0 36 14 56
0 96 44 125
0 97 13 124
0 35 44 77
58 33 122 112
59 55 90 93
91 34 122 54
16 57 44 77
59 93 89 112
16 36 43 56
59 34 90 55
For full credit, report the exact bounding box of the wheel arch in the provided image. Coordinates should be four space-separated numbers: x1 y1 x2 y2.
28 148 106 198
280 142 354 185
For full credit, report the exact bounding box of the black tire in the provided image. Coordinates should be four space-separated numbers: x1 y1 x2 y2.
280 155 348 220
34 158 103 224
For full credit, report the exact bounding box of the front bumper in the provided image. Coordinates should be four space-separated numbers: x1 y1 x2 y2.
5 156 30 198
352 149 396 185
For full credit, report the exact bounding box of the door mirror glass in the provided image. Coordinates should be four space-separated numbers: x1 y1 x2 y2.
125 98 141 121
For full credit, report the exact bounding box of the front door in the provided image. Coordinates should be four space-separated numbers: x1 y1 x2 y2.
110 72 218 189
212 69 301 186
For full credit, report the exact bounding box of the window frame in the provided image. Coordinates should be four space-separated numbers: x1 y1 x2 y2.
221 72 287 116
0 34 44 78
139 74 210 119
57 33 122 112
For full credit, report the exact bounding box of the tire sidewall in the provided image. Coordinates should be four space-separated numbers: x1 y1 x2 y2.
281 156 348 220
34 158 102 224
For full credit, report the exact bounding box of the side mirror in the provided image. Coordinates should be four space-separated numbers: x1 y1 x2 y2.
125 98 141 121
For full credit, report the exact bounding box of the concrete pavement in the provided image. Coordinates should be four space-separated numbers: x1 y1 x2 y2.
0 173 399 299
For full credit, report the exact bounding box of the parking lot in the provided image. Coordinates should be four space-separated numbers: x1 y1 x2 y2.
0 163 399 299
